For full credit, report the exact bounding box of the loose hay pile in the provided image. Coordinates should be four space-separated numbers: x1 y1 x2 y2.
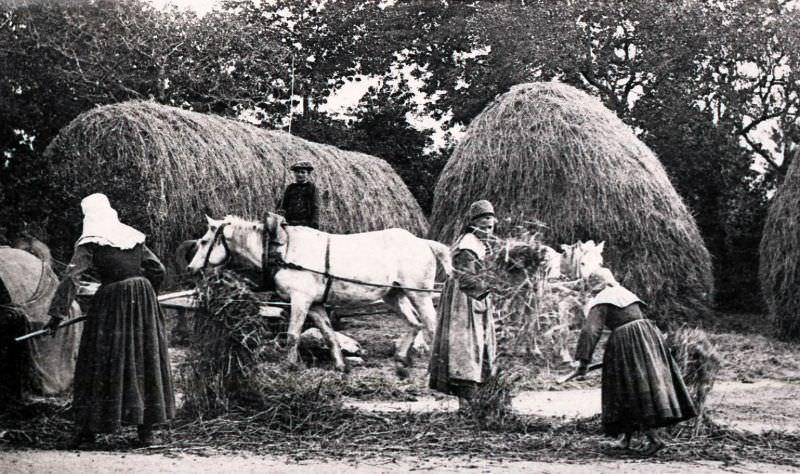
43 100 428 264
429 82 714 326
759 149 800 340
181 269 350 432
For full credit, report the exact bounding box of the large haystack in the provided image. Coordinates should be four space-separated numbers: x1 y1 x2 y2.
43 101 428 263
759 150 800 339
429 82 714 324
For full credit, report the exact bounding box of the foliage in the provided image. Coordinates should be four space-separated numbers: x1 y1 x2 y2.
384 0 800 309
2 0 799 310
0 0 287 240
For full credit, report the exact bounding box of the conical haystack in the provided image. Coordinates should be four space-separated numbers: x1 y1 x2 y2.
429 82 714 324
759 150 800 339
43 101 428 265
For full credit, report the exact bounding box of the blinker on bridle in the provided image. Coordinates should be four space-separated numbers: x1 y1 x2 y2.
202 222 231 270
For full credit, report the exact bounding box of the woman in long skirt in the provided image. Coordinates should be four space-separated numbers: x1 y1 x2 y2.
574 267 697 455
429 200 498 406
45 193 174 447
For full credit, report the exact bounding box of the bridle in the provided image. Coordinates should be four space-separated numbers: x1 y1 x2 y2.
202 222 232 270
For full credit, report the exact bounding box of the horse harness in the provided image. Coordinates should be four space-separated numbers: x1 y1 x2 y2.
202 222 232 270
203 217 441 300
262 218 334 304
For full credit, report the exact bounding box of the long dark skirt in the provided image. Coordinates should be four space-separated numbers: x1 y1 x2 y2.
72 277 175 434
602 319 697 436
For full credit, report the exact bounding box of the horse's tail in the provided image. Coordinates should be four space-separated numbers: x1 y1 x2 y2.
425 240 453 278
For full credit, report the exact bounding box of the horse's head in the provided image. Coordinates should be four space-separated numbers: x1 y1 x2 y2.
559 240 605 279
186 214 282 274
575 240 604 279
186 215 235 273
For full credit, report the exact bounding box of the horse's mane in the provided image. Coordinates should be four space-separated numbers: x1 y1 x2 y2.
222 215 264 231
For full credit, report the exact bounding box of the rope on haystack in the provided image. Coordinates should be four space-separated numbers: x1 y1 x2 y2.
429 81 713 326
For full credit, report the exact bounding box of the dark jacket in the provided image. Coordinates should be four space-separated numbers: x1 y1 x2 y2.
279 182 320 229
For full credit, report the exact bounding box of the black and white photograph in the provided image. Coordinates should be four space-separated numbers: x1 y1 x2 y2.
1 0 799 472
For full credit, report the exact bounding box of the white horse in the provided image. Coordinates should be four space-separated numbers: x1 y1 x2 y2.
186 213 452 374
537 240 605 364
541 240 605 280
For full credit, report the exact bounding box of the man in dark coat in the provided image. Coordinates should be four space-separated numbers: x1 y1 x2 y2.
278 161 320 229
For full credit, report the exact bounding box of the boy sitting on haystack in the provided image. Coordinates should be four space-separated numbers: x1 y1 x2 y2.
278 161 321 229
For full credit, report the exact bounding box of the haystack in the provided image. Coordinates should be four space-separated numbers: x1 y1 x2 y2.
43 101 428 264
429 82 714 324
759 150 800 339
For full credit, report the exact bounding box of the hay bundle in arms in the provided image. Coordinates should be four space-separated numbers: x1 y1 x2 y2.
186 212 453 378
479 229 602 363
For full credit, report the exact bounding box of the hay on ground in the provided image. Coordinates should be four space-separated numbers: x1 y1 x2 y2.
665 326 721 420
759 149 800 339
429 82 714 326
180 269 346 427
42 100 428 269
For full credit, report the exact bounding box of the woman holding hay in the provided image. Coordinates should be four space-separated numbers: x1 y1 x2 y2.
574 267 696 455
429 199 498 405
45 193 175 448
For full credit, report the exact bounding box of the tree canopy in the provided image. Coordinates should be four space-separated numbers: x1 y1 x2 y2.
1 0 798 310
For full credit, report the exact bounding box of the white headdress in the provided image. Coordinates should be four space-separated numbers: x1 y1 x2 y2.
77 193 145 249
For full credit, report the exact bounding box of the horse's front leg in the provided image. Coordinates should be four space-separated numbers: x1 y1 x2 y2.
307 305 347 372
286 296 312 369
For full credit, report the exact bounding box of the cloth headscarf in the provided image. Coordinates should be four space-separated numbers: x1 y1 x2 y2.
76 193 145 250
584 267 644 312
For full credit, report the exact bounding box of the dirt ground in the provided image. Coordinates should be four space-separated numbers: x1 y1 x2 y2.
2 450 799 474
2 311 800 473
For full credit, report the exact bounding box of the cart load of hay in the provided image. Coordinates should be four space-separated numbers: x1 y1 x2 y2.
429 82 714 325
759 150 800 340
42 100 428 264
0 248 81 402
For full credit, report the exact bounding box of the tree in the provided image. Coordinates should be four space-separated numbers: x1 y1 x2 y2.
290 79 445 214
0 0 287 242
378 0 800 309
223 0 396 123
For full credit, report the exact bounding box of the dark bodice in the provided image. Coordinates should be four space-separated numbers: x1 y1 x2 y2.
92 244 146 284
574 302 646 363
601 303 645 330
48 242 165 318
